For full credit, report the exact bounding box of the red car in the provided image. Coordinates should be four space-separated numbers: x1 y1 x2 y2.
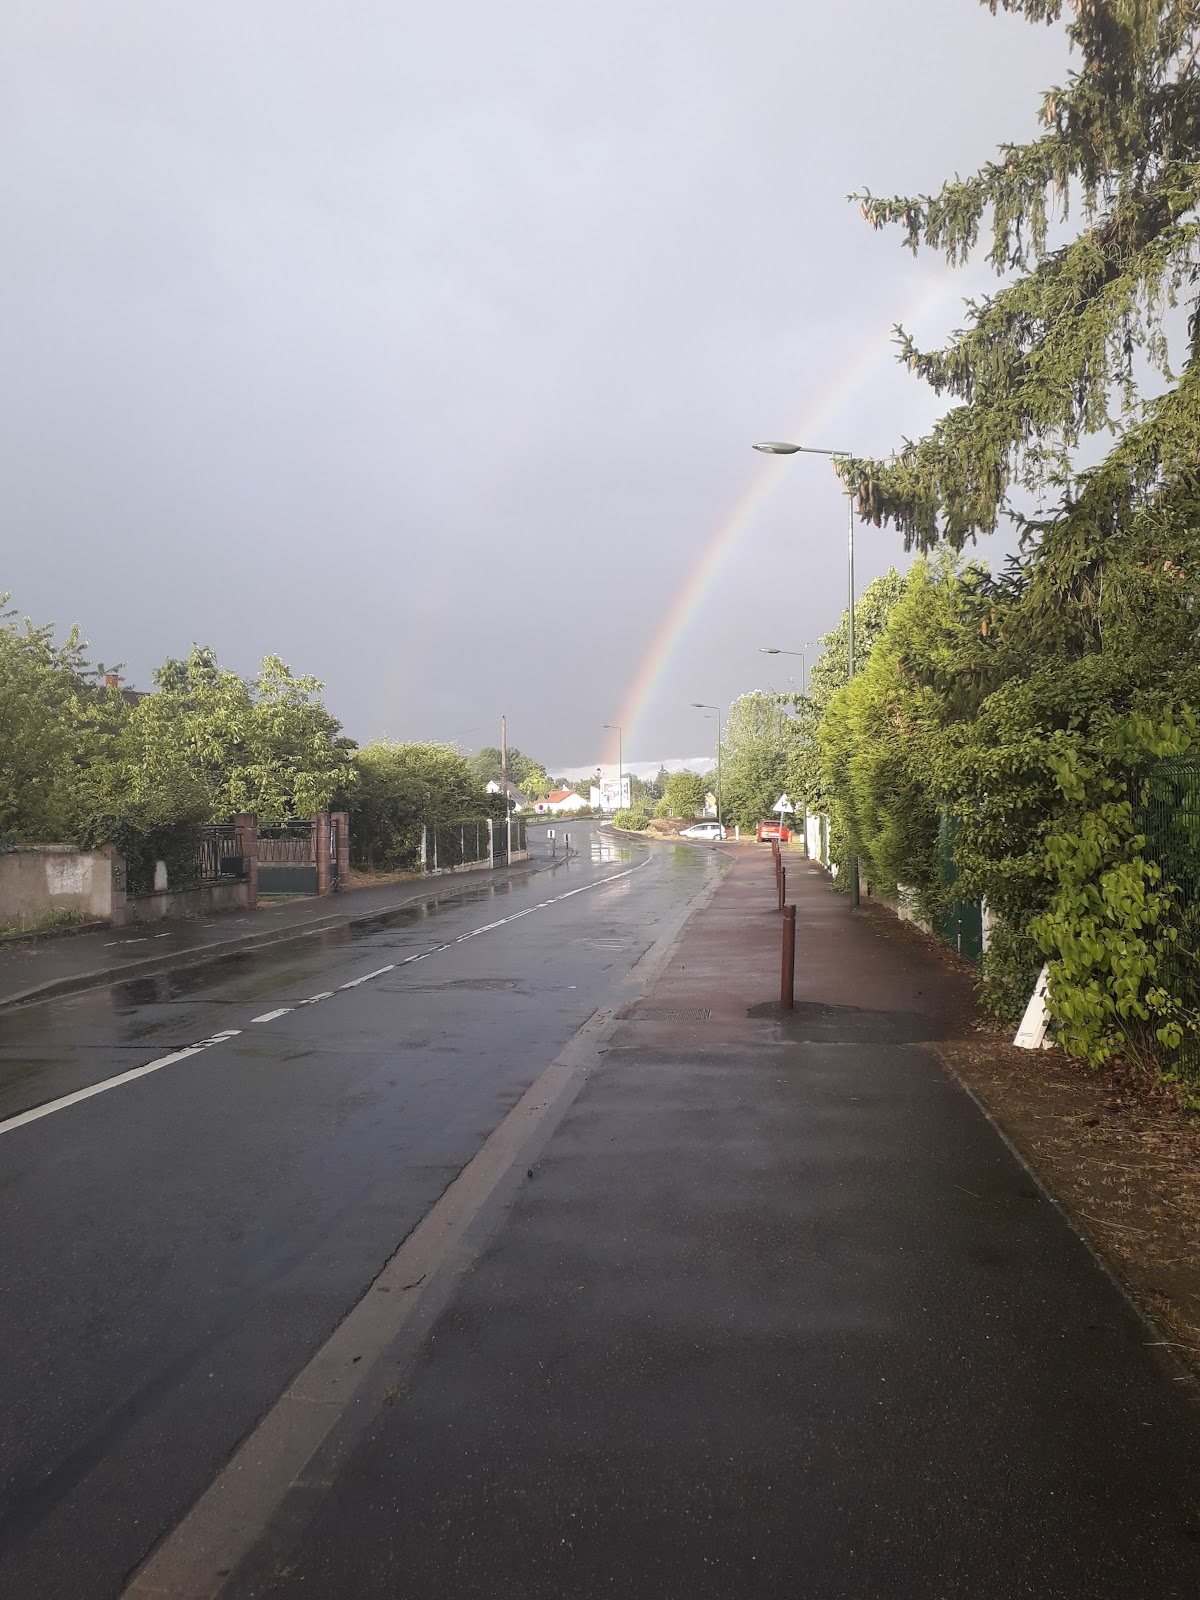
756 820 791 843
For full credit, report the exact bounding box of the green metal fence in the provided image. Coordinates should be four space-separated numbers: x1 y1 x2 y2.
936 812 984 965
1134 756 1200 1079
430 818 490 871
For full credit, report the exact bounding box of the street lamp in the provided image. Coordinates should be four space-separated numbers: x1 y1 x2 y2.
753 440 860 907
690 702 722 827
759 646 807 694
602 723 623 812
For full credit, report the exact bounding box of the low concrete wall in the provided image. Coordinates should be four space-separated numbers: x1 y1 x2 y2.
426 858 491 879
124 881 250 924
0 845 116 928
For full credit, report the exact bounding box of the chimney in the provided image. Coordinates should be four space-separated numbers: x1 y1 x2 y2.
105 673 119 689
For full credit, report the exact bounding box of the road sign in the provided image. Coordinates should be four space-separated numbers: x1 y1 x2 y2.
773 794 794 815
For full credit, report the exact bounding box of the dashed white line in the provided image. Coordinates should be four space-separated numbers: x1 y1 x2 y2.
339 965 396 989
0 1031 242 1138
10 859 653 1136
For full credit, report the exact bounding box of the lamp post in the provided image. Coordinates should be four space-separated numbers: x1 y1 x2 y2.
690 702 722 827
602 723 623 812
759 646 807 694
753 440 860 907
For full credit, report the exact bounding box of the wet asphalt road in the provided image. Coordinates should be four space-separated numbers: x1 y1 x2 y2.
0 823 717 1600
228 851 1200 1600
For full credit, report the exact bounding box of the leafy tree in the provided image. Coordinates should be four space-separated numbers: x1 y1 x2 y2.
134 646 355 821
717 692 792 831
473 746 550 796
649 766 671 801
818 558 966 916
350 740 480 871
0 598 101 844
663 769 708 818
788 570 908 814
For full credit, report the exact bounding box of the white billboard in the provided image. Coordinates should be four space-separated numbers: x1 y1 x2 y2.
596 776 631 812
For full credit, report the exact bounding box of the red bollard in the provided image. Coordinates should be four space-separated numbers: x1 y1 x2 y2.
781 903 796 1010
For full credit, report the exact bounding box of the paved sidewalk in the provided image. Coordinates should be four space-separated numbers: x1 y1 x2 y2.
230 846 1200 1598
0 857 545 1011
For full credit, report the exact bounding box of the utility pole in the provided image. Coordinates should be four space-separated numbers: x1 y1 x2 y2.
500 714 510 860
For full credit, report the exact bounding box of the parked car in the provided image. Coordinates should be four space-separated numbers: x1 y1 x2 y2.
680 821 727 841
756 820 791 843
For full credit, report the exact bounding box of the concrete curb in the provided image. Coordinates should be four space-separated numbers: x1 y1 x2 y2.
0 858 544 1014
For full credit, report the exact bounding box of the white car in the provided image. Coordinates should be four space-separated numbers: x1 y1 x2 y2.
680 821 726 841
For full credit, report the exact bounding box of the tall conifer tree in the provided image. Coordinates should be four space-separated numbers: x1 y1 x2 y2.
842 0 1200 608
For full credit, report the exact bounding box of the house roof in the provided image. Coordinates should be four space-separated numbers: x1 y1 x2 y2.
486 779 531 804
542 789 581 803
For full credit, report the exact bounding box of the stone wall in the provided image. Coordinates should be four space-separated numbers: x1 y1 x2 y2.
0 845 117 928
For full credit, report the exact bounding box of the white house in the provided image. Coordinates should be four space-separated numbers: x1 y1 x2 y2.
532 788 589 815
485 779 531 810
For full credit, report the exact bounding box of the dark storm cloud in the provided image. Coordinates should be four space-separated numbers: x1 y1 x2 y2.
0 2 1068 766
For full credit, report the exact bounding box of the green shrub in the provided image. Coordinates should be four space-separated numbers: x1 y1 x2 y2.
612 806 650 831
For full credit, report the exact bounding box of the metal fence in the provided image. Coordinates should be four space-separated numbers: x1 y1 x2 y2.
1134 756 1200 1080
257 820 318 894
430 818 490 871
196 825 245 884
257 821 315 863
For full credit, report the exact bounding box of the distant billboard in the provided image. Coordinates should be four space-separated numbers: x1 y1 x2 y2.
596 776 631 812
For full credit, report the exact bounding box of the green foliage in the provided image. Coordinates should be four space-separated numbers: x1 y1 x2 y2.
612 806 651 831
351 741 480 871
795 569 909 825
473 746 550 797
844 3 1200 554
716 692 790 831
654 797 671 819
818 561 957 911
1029 711 1200 1067
0 597 102 845
627 772 654 804
662 769 708 818
803 3 1200 1082
137 647 355 821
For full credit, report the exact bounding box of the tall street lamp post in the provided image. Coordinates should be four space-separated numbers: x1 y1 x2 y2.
753 440 860 907
691 703 722 827
603 723 623 812
759 646 807 694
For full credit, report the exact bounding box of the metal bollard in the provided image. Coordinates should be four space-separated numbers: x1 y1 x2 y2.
779 864 786 912
781 903 796 1010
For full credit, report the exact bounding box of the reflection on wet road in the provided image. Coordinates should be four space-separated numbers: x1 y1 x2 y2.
0 822 719 1600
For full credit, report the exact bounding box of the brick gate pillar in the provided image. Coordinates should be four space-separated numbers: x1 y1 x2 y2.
314 811 331 895
332 811 349 890
233 812 258 911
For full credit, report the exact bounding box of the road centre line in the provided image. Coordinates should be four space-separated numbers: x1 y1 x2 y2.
338 965 396 989
0 1032 243 1139
4 859 652 1139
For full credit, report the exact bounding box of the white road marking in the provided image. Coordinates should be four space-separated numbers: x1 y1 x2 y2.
338 965 396 989
10 859 653 1137
0 1031 242 1138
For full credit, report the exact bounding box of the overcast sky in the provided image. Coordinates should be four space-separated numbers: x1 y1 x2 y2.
1 2 1070 770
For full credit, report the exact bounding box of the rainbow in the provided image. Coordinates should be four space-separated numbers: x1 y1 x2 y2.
602 280 956 768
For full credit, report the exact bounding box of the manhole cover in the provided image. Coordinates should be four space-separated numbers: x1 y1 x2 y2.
631 1007 711 1022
